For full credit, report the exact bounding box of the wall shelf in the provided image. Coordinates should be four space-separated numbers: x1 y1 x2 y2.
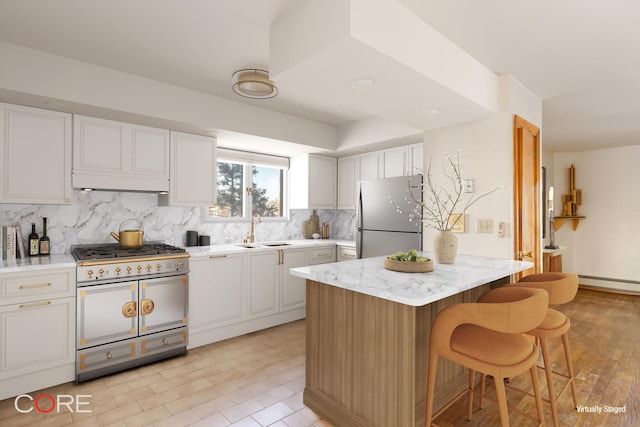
554 216 586 231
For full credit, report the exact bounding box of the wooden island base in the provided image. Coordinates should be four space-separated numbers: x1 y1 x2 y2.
303 277 508 427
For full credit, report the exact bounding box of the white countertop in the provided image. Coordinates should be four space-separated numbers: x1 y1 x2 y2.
0 240 356 273
186 239 354 258
289 252 533 307
0 254 77 273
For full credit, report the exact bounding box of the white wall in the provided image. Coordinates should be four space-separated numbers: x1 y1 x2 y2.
553 146 640 283
0 42 337 151
421 75 541 260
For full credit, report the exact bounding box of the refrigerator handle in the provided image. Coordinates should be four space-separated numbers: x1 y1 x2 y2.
357 182 363 259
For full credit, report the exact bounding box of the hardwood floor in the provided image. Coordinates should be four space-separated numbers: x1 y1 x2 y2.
0 289 637 426
434 289 640 426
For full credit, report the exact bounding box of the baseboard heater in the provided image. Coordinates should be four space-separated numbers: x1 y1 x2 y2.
579 275 640 295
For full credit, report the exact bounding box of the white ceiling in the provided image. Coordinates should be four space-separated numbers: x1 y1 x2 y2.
1 0 639 154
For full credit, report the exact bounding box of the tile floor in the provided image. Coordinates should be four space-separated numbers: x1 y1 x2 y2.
0 320 332 427
2 289 637 426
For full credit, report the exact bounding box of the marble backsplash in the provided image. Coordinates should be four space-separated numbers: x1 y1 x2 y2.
0 190 357 255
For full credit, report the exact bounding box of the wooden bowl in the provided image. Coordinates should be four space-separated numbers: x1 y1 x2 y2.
383 257 434 273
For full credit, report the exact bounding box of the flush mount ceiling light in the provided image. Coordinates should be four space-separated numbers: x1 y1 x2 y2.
232 68 278 99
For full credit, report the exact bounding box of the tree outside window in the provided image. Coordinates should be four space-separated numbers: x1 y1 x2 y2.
210 160 285 219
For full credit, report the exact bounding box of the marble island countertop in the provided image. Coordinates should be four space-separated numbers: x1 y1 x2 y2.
289 251 533 307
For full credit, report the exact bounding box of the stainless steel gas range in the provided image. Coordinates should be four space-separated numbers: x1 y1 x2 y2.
72 243 189 382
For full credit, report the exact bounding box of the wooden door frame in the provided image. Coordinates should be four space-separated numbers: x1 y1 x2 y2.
513 115 541 274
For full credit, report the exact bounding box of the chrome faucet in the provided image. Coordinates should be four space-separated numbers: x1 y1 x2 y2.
247 213 262 243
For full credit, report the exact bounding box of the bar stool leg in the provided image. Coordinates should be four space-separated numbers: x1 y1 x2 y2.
479 373 487 409
493 376 510 427
425 352 439 427
561 332 579 408
468 369 475 420
540 337 559 427
530 364 545 425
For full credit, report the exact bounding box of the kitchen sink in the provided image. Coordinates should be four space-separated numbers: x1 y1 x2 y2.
236 244 260 249
261 242 292 246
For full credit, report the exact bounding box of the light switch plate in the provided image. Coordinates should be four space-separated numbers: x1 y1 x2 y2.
477 219 493 233
498 221 506 237
462 179 474 193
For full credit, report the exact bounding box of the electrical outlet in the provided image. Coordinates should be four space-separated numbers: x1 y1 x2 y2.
498 221 505 237
477 219 493 233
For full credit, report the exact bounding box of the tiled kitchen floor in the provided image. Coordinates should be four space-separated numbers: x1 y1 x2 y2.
1 288 638 426
0 320 332 427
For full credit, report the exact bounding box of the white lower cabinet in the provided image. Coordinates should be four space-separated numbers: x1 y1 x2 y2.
188 244 336 349
0 267 76 400
248 251 280 317
190 254 246 331
280 248 310 311
337 245 357 262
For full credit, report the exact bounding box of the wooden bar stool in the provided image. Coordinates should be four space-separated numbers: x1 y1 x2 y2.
479 272 579 427
425 287 548 427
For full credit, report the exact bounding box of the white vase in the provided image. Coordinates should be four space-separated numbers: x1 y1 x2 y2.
434 230 458 264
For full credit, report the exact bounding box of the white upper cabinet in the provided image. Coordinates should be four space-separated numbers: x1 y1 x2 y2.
0 103 72 204
290 154 337 209
358 151 383 181
158 131 216 207
382 146 409 178
73 115 170 192
408 143 424 175
337 155 358 209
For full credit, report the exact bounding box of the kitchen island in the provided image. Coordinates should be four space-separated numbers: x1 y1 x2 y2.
289 252 533 427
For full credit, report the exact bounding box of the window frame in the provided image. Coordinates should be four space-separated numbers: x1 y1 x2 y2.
203 148 289 223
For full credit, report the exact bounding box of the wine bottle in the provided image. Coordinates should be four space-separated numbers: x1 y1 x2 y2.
39 217 50 256
28 222 39 256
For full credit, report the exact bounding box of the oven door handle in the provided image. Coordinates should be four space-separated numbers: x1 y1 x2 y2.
122 301 137 318
141 299 155 315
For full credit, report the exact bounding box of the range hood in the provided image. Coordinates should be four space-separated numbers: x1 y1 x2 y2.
72 172 169 193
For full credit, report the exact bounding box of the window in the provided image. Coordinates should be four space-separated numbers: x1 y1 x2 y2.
207 149 288 221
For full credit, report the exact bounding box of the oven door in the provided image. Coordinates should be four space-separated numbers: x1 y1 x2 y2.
139 275 188 336
77 281 138 349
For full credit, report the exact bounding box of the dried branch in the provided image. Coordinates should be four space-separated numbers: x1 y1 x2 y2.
389 150 505 231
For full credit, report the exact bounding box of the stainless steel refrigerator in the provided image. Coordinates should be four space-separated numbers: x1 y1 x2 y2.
357 174 423 258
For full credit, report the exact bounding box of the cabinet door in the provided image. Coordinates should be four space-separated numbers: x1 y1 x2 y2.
338 155 358 209
159 131 216 207
409 143 424 175
0 103 72 204
248 251 279 317
190 254 245 330
73 115 125 172
0 296 75 379
382 146 408 178
358 151 382 181
130 125 170 176
281 248 309 311
308 155 337 208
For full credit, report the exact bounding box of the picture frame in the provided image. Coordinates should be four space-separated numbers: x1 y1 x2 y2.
448 213 466 233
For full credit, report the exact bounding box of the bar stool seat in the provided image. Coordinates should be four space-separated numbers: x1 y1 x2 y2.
425 286 549 427
478 272 579 427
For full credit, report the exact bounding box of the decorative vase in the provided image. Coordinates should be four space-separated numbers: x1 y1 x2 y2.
434 230 458 264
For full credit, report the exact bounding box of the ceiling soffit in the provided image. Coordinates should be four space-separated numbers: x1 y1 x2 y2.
270 0 500 134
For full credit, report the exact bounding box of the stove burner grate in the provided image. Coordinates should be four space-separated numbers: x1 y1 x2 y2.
72 243 186 261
